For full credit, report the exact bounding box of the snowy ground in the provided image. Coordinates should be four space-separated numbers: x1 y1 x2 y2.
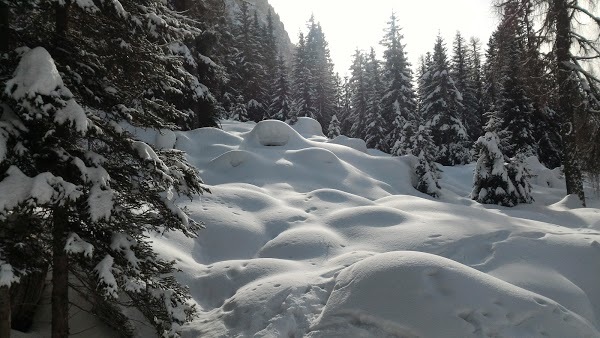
151 118 600 337
13 118 600 337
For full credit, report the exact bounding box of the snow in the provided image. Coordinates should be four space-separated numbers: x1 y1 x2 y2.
54 98 89 132
10 117 600 336
5 47 64 100
94 255 118 299
131 118 600 337
64 233 94 258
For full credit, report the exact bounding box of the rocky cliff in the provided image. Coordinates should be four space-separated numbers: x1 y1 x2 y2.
225 0 294 61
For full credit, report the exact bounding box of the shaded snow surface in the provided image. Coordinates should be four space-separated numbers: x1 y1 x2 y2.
158 119 600 337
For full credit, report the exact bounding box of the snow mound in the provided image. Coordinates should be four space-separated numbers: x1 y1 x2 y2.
551 194 587 209
284 148 341 167
241 120 298 147
329 135 368 153
291 117 326 138
209 150 256 169
145 119 600 337
311 251 599 337
526 156 563 188
258 227 346 260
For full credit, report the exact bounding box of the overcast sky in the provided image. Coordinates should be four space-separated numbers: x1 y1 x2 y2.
269 0 500 76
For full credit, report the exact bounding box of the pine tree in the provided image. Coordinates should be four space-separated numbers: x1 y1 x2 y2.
471 132 526 206
451 31 479 144
348 50 369 140
1 1 216 335
413 124 441 198
267 54 292 121
364 48 386 150
304 16 337 130
380 12 418 153
328 114 341 139
421 35 471 165
497 33 536 157
290 32 311 123
468 37 486 140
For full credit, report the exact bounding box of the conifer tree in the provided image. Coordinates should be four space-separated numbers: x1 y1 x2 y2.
413 124 441 198
421 35 471 165
267 54 292 121
452 31 479 143
468 37 486 140
364 48 386 150
380 13 418 153
304 16 337 130
1 1 215 335
290 32 311 123
348 50 369 140
471 132 531 206
328 114 341 139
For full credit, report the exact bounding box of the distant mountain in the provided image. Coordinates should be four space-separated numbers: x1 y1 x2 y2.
225 0 294 61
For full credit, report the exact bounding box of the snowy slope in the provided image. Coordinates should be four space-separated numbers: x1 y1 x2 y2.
145 118 600 337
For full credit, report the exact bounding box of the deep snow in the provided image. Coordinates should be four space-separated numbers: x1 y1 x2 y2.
13 118 600 337
162 118 600 337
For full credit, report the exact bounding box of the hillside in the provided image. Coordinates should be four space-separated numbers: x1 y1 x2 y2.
152 118 600 337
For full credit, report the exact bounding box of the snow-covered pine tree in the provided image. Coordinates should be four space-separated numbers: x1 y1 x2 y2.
290 32 311 123
451 31 479 144
267 54 292 121
413 124 441 198
364 48 386 150
348 49 369 140
421 35 471 166
380 12 418 153
468 37 486 140
1 46 207 337
328 114 341 139
305 16 337 131
339 76 353 135
2 0 218 335
497 33 536 158
471 132 528 206
507 153 534 204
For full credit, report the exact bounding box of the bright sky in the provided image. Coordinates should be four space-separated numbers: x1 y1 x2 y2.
269 0 499 76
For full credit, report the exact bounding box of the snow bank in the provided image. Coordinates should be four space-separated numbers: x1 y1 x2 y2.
311 251 599 337
144 118 600 337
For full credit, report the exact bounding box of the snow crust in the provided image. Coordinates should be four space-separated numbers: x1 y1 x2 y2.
154 118 600 337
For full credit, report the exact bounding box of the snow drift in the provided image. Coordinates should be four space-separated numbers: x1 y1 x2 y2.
156 118 600 337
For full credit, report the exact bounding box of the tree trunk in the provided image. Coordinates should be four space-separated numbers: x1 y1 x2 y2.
11 265 48 332
555 0 586 207
55 0 71 37
0 2 9 52
0 286 10 338
51 208 69 338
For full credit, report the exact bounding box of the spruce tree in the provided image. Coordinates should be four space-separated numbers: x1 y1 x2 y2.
413 124 441 198
471 132 527 206
267 54 292 121
1 1 215 335
304 16 337 130
348 50 369 140
451 31 479 144
328 114 341 139
421 35 471 165
364 48 386 150
290 32 311 123
380 12 418 153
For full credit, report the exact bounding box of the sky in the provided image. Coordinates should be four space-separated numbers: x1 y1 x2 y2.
268 0 499 76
